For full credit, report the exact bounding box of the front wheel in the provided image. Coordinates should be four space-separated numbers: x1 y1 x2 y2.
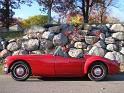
10 61 31 81
88 63 107 81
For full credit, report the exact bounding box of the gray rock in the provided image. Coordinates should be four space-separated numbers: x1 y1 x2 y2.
69 32 84 42
22 39 39 51
105 51 124 63
112 32 124 40
86 45 93 51
99 33 106 40
0 49 11 58
60 24 74 32
106 24 111 28
8 39 16 43
85 36 99 45
53 33 68 46
7 42 20 51
25 25 46 34
104 52 115 61
74 42 87 49
79 30 89 36
25 25 46 39
110 24 124 32
13 50 28 55
105 37 115 44
88 46 106 57
106 44 118 51
120 47 124 55
119 41 124 47
22 35 29 39
48 26 61 34
30 50 44 54
97 25 109 32
40 39 53 50
94 40 106 49
84 24 91 30
68 48 83 58
42 32 55 40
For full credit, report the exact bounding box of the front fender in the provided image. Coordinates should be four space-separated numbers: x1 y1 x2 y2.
84 56 109 74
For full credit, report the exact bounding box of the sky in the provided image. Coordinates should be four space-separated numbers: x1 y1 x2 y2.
13 0 124 22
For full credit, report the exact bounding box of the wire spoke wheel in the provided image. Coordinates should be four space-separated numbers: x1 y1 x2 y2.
88 63 107 81
11 61 31 81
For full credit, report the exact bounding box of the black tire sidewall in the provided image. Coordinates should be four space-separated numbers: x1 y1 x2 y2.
88 63 107 81
10 61 30 81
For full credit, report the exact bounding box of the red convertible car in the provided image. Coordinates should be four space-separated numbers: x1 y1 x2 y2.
3 54 120 81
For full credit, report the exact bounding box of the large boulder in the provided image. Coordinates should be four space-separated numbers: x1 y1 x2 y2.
39 39 53 50
106 44 118 51
53 33 68 46
120 47 124 55
13 50 28 55
110 24 124 32
112 32 124 40
25 25 46 39
88 46 106 57
97 25 109 32
105 51 124 63
7 42 21 52
94 40 106 49
22 39 39 51
85 36 99 45
48 26 61 34
74 42 87 49
105 37 115 44
0 49 11 58
68 48 83 58
69 32 84 42
42 32 55 40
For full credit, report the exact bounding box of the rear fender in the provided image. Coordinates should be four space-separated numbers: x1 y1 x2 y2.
84 56 108 74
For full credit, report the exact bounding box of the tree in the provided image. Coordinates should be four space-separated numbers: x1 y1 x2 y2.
36 0 54 24
0 0 32 31
90 0 115 23
20 15 48 29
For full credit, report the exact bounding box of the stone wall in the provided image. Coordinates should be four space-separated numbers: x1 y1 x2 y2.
0 24 124 63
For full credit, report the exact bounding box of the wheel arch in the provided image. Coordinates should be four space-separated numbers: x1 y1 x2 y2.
84 60 108 74
8 60 32 74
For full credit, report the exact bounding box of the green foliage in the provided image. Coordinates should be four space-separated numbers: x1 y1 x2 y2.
20 15 48 29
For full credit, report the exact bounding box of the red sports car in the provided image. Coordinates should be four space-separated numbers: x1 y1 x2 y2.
3 54 120 81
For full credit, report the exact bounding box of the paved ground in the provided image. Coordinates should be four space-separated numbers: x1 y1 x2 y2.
0 73 124 93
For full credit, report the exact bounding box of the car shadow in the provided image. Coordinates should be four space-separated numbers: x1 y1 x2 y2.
27 72 124 82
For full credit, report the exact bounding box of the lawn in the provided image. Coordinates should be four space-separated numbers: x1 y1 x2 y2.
0 31 24 39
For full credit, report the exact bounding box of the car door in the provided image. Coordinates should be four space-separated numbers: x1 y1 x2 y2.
55 56 84 77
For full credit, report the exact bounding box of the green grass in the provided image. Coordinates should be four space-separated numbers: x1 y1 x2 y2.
0 31 24 39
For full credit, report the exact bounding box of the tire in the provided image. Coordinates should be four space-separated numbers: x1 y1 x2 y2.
88 62 107 81
10 61 31 81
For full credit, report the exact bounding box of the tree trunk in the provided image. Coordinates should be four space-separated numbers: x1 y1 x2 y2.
48 6 52 24
81 0 89 24
4 0 10 31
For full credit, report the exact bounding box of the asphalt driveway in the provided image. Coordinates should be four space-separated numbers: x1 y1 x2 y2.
0 73 124 93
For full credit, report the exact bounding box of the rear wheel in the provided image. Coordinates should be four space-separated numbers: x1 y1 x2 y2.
88 63 107 81
10 61 31 81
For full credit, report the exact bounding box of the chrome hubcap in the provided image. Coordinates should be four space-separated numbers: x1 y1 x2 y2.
16 67 25 76
94 68 102 76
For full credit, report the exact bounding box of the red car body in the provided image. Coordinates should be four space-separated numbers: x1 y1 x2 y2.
4 54 120 81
